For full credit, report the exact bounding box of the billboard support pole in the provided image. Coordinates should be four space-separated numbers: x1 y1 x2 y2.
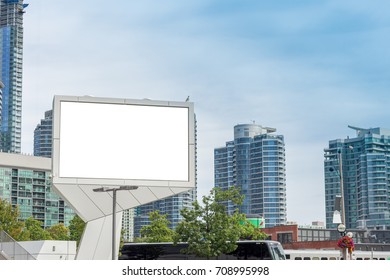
112 189 116 260
93 186 138 260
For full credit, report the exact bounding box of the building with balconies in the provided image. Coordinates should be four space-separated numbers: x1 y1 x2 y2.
0 152 74 228
214 123 287 228
0 0 28 153
324 126 390 230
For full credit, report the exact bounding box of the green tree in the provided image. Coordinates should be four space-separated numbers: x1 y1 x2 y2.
138 211 174 242
239 221 268 240
68 215 85 246
47 223 69 240
0 197 24 240
20 217 51 241
174 186 245 259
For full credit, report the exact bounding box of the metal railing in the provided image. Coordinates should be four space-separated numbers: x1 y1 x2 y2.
0 230 35 260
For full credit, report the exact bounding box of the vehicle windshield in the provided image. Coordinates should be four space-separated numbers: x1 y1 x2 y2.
270 243 286 260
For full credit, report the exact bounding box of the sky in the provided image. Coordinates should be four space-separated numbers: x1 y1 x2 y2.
20 0 390 225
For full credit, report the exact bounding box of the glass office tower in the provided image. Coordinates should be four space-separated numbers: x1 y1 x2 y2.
324 126 390 230
214 124 287 228
0 0 28 153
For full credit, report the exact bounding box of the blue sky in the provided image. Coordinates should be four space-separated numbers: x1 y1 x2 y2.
21 0 390 225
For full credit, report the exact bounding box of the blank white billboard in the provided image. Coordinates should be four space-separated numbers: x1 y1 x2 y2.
52 96 195 188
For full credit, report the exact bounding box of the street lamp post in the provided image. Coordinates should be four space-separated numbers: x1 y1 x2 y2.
337 150 346 226
334 152 349 260
330 146 353 260
330 147 352 227
93 186 138 260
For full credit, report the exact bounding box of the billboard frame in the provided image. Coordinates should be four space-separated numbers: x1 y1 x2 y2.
52 95 196 190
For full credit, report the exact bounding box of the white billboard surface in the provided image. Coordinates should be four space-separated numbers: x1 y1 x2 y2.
51 95 195 222
59 102 189 181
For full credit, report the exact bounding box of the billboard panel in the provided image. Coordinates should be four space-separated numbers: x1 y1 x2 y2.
52 95 195 189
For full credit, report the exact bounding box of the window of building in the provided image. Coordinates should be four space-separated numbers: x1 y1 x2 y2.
277 232 293 244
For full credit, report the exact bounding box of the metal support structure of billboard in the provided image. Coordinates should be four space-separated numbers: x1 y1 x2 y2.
93 186 138 260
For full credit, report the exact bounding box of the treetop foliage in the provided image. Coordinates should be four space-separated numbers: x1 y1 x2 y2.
172 186 267 258
0 198 82 242
137 211 174 242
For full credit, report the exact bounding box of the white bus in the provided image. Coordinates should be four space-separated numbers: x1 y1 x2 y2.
285 249 390 260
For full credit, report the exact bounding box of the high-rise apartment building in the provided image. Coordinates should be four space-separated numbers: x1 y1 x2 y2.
0 0 28 153
324 126 390 230
34 110 52 158
0 153 74 227
214 124 287 228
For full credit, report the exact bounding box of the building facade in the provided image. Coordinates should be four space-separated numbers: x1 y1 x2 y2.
33 110 52 158
122 208 135 242
264 224 390 250
324 126 390 230
0 81 4 124
0 0 28 153
214 124 287 228
0 152 74 227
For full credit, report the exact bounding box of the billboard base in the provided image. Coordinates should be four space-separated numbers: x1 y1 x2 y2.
76 212 123 260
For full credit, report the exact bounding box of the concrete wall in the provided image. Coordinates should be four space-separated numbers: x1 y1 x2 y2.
18 240 76 260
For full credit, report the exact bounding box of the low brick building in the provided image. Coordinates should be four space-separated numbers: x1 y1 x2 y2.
263 224 390 250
